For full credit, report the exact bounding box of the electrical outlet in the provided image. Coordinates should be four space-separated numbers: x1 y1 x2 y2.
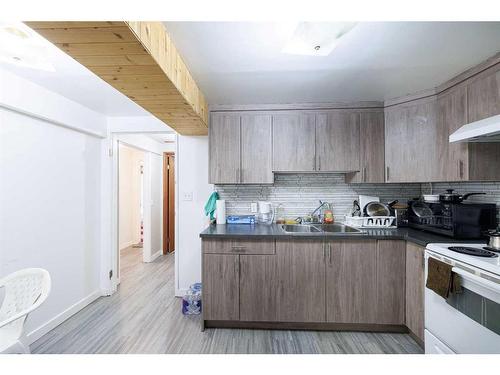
183 192 193 201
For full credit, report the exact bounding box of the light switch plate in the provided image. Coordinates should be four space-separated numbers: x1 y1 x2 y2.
183 192 193 201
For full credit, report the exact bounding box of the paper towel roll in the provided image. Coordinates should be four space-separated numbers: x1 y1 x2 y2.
216 200 226 225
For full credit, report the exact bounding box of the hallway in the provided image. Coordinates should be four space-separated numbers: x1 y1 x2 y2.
32 247 422 354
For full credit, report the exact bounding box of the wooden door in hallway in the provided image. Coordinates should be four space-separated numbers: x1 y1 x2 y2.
163 152 175 253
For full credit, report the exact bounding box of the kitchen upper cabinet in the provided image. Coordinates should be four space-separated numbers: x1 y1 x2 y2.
466 65 500 181
467 64 500 122
384 96 438 183
405 242 425 343
376 240 406 325
384 105 410 183
240 255 278 321
272 112 316 172
209 113 240 184
276 239 326 322
209 113 273 184
315 111 360 172
240 114 273 183
437 84 469 181
346 111 385 183
202 253 239 321
326 240 378 323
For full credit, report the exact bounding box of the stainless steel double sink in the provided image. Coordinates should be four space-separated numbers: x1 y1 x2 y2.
280 223 364 235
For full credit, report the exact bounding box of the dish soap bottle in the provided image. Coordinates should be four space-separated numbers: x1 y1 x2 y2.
323 203 334 224
275 203 285 224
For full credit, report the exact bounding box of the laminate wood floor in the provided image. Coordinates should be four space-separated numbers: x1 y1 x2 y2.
32 246 423 354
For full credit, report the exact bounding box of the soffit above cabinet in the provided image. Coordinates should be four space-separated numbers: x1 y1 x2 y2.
25 21 208 135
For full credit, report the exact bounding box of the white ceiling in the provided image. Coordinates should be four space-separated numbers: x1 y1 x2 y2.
0 23 151 117
164 22 500 105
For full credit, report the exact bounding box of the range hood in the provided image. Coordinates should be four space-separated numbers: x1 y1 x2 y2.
449 114 500 143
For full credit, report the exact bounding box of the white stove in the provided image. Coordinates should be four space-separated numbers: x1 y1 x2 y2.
424 243 500 354
426 243 500 276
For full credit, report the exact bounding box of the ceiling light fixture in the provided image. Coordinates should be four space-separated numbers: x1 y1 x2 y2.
0 22 55 71
282 22 357 56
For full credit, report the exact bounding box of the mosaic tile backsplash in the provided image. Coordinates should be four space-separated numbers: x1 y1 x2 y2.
215 174 500 224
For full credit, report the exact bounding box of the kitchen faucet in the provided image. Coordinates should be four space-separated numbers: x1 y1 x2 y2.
296 200 329 224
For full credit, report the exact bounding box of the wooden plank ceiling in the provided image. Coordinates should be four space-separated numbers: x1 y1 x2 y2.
25 21 208 135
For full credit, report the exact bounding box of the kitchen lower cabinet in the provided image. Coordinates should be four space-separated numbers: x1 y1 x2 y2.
240 255 278 321
202 253 239 321
315 110 360 172
376 240 406 324
202 238 415 335
272 112 316 172
276 240 326 322
326 240 378 323
405 242 425 343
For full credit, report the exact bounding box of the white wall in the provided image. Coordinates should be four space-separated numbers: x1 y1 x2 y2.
175 135 213 295
118 144 144 250
0 69 106 343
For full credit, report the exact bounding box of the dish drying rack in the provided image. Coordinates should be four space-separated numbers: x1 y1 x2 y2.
345 216 396 229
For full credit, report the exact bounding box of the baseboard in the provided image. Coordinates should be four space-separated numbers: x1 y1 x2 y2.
204 320 409 333
147 250 162 262
119 240 134 250
26 290 101 345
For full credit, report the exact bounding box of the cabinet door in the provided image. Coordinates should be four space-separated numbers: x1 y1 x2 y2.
437 85 469 181
241 114 273 183
209 113 240 184
385 97 438 183
376 240 406 324
384 105 409 182
276 240 326 322
326 240 378 323
405 242 425 342
240 255 278 321
272 112 316 172
346 111 385 183
202 254 239 320
467 65 500 122
407 97 438 182
315 111 360 172
467 65 500 181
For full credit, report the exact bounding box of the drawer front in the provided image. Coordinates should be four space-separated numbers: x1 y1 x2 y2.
202 238 275 255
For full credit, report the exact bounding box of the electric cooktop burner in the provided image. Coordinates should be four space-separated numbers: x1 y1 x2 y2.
448 246 498 258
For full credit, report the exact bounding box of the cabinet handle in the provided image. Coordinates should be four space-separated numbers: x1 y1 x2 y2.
313 156 316 171
323 242 326 260
231 246 246 252
328 243 332 265
363 167 367 182
386 166 390 182
459 160 464 179
318 156 321 171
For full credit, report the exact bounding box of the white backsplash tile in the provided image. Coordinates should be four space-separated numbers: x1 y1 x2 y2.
216 174 421 222
216 174 500 223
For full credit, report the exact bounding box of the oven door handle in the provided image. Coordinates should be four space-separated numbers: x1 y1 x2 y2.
452 267 500 295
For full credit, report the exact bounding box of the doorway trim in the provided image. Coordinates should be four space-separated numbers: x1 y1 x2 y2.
163 152 175 254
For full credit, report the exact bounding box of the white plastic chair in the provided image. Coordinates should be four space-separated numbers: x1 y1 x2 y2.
0 268 51 354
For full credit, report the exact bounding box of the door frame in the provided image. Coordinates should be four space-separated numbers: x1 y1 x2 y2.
163 152 175 254
110 138 158 292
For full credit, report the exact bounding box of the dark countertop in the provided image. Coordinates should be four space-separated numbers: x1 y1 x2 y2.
200 224 487 247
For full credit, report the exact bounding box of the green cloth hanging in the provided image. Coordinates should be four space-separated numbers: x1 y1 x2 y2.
204 191 219 220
